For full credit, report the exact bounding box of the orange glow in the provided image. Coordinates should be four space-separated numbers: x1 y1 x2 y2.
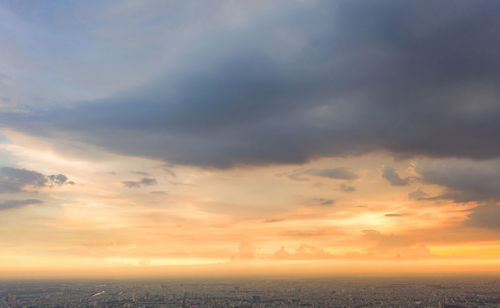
0 132 499 278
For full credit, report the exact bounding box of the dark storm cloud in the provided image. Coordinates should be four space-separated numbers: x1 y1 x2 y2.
464 203 500 229
122 177 158 188
416 159 500 203
381 166 410 186
0 199 42 210
0 167 70 193
3 1 500 167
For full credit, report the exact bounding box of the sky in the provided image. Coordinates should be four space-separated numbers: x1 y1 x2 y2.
1 0 500 278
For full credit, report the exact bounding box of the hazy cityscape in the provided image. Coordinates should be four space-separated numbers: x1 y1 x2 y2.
1 277 499 307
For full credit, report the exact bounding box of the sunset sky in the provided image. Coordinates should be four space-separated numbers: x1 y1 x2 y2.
1 0 500 278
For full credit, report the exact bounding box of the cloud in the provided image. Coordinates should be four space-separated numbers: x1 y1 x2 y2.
284 167 358 182
0 167 71 193
149 190 167 195
0 199 42 210
310 198 335 207
308 168 359 180
47 174 68 186
408 188 430 200
362 230 432 259
282 170 309 182
132 171 149 176
122 177 158 188
339 183 356 193
139 178 157 185
363 230 413 249
0 167 47 193
416 159 500 202
381 166 410 186
263 218 284 223
273 244 332 260
1 1 499 168
385 213 403 217
464 203 500 229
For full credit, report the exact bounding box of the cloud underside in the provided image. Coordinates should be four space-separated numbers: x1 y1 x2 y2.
416 159 500 203
122 177 158 188
465 203 500 230
382 166 410 186
2 1 499 168
309 168 359 180
0 167 69 193
0 199 42 210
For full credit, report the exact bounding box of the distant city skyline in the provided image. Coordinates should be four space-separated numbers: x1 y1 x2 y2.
0 0 499 278
1 277 498 307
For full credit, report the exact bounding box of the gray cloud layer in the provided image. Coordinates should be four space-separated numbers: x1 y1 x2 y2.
309 168 359 180
416 159 500 203
310 198 335 207
464 203 500 230
123 177 158 188
283 167 358 182
408 188 430 201
3 1 500 168
47 174 69 186
0 167 47 193
385 213 403 217
339 183 356 193
0 199 42 210
0 167 70 193
381 166 410 186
